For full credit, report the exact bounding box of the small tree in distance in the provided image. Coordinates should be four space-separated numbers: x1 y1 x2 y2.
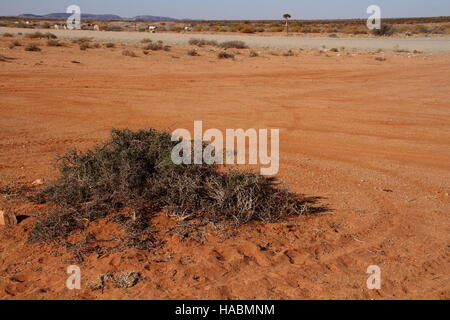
283 13 292 34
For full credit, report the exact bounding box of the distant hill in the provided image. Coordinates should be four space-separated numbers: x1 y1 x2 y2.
18 13 177 21
133 15 177 21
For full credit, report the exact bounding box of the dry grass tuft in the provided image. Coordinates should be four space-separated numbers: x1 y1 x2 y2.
218 51 235 59
122 50 138 57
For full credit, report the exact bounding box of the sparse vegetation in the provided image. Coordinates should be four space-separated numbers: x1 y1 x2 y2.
282 50 295 56
47 39 64 47
105 42 115 48
371 24 395 36
72 37 92 45
142 40 171 51
8 40 21 49
79 42 90 50
188 38 219 47
122 50 138 57
220 41 248 49
29 128 307 248
24 43 41 52
249 50 259 57
218 51 235 59
2 32 14 37
187 49 199 56
25 31 57 39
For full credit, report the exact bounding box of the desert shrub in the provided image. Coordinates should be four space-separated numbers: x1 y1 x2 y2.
141 38 152 43
188 38 219 47
143 41 170 51
105 42 115 48
249 50 259 57
412 24 430 34
8 40 21 49
220 40 248 49
342 25 368 35
105 26 124 32
187 49 199 56
218 51 235 59
122 50 138 57
240 26 255 33
374 56 386 61
329 33 338 38
72 37 92 45
2 32 14 37
25 31 57 39
329 47 339 52
91 42 101 48
268 26 283 32
371 24 395 36
24 43 41 52
170 26 183 32
282 50 295 56
47 39 63 47
79 42 90 50
41 22 52 29
29 128 307 244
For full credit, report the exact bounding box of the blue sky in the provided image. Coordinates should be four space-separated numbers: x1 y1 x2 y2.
1 0 449 20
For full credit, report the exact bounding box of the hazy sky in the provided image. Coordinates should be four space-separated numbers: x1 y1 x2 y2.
1 0 449 20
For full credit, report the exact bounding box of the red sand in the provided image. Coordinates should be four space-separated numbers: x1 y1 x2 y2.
0 37 449 299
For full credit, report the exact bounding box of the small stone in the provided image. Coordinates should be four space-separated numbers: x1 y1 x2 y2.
0 209 17 226
32 179 44 186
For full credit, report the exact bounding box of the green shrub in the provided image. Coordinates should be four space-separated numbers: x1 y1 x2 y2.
29 128 307 245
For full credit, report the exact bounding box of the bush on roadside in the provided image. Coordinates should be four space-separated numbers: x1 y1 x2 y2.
188 38 219 47
29 128 308 246
143 41 171 51
371 24 395 36
220 40 248 49
25 31 57 39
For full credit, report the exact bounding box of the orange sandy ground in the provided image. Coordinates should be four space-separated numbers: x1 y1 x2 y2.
0 38 449 299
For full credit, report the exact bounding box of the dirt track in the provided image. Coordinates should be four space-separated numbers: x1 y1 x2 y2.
0 37 449 299
2 26 450 52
